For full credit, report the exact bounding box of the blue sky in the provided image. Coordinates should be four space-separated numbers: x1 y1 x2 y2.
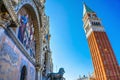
45 0 120 80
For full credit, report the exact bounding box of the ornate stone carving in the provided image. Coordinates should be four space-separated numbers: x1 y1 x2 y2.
2 0 19 26
11 0 19 6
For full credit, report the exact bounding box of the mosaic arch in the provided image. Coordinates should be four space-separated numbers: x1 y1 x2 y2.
17 3 40 58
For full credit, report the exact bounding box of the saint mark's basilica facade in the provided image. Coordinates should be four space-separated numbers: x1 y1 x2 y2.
0 0 53 80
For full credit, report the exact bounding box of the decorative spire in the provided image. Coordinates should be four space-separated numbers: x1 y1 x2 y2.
83 2 94 16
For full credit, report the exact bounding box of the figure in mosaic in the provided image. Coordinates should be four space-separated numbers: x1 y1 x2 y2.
18 14 28 43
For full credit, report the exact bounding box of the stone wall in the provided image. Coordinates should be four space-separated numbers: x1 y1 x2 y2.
0 28 35 80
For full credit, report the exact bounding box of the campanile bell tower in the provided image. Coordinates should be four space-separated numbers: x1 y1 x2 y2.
82 3 120 80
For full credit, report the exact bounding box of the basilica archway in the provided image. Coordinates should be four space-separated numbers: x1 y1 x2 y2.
17 4 41 59
20 66 27 80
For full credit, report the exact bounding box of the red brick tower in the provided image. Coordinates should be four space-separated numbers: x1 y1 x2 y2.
82 3 120 80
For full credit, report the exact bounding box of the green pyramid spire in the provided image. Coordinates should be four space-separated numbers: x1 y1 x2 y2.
83 3 94 16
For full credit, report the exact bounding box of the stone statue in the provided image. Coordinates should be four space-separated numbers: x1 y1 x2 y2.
47 68 65 80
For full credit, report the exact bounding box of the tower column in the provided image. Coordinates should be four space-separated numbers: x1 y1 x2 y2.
82 3 120 80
